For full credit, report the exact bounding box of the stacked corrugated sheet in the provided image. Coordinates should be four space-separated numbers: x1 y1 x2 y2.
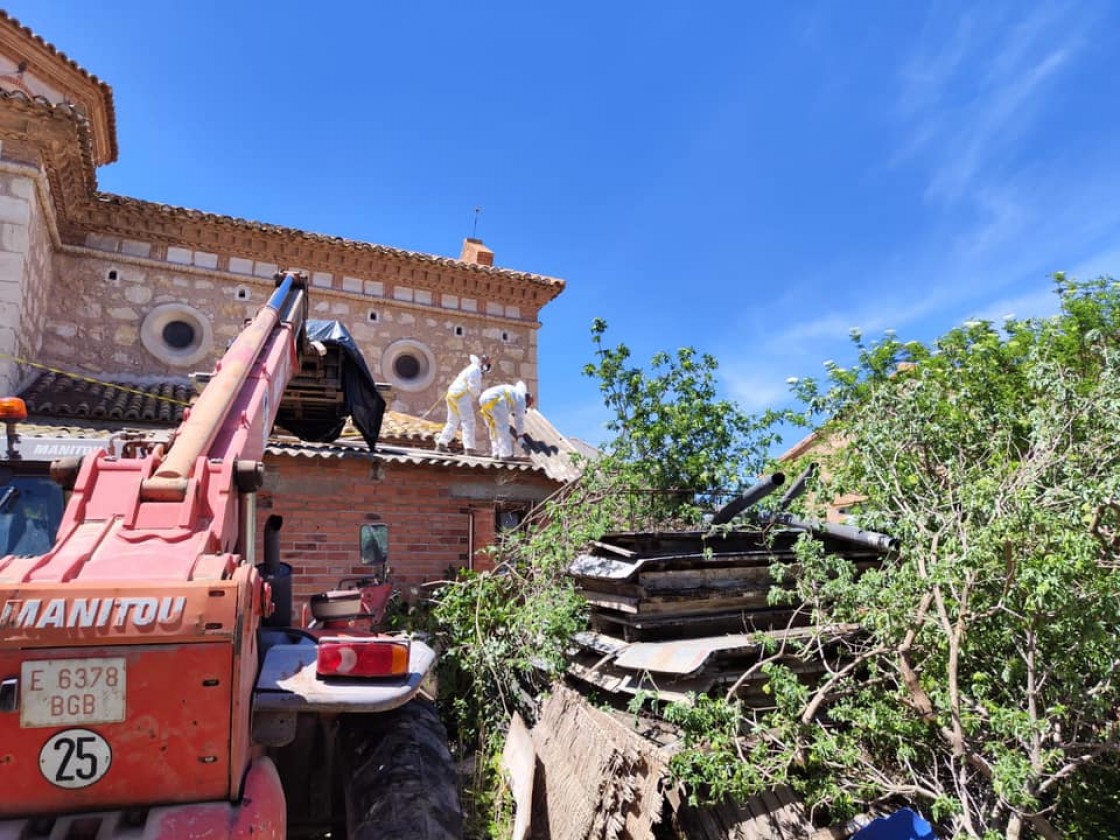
566 515 896 705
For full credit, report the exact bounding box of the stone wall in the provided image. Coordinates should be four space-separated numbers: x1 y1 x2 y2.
0 166 52 394
44 248 539 418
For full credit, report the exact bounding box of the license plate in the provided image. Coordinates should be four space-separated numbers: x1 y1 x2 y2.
20 658 126 728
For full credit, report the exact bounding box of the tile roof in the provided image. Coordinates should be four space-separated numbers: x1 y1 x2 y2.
22 370 192 424
15 372 586 482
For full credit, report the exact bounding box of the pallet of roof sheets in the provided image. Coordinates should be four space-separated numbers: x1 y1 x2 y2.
569 527 887 642
565 626 858 706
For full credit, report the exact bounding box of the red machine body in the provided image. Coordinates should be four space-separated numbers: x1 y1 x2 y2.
0 273 444 839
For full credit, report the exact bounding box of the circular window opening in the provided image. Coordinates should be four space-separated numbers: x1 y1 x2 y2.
140 303 213 368
380 339 436 392
162 320 196 350
393 353 421 380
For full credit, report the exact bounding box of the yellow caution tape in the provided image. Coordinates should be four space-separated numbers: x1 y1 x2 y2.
0 353 194 407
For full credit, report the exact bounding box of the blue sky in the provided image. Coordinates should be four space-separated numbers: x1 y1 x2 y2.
9 1 1119 448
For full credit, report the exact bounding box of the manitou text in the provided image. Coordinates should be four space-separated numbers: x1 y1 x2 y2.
0 597 187 630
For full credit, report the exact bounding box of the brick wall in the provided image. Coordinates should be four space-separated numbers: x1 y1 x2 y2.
256 454 555 614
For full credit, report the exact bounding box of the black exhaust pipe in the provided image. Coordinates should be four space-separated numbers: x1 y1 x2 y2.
259 515 292 627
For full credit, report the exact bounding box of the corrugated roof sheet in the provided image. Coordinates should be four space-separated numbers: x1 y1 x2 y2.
16 372 587 482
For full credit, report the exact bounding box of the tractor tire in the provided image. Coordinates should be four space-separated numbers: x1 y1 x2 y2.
341 699 463 840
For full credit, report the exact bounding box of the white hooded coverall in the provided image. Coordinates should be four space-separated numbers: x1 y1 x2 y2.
479 381 528 459
436 355 485 451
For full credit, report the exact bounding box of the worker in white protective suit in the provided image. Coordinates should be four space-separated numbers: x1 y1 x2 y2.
435 354 491 454
479 380 534 460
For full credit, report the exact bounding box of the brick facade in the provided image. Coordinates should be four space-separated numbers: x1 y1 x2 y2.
257 455 552 612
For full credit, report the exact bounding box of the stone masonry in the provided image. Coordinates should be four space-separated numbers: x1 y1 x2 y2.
0 166 53 394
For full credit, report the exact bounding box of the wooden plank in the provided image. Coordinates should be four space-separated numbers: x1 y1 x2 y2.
589 607 810 642
591 538 637 558
640 559 880 592
566 661 630 693
678 789 815 840
641 564 787 592
761 788 806 840
583 592 641 613
637 591 777 616
747 793 779 839
570 630 630 656
573 579 644 598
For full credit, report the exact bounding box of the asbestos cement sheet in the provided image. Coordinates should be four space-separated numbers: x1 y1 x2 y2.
502 713 535 840
613 633 763 675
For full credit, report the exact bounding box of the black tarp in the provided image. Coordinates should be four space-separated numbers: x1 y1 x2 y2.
274 320 386 451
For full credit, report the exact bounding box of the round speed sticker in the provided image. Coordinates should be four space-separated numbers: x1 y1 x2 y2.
39 728 112 789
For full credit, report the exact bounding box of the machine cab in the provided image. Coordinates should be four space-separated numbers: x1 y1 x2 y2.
0 398 65 558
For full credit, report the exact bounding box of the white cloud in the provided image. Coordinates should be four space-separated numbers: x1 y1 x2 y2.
722 364 792 413
894 2 1089 204
897 12 976 116
926 48 1069 202
714 3 1118 422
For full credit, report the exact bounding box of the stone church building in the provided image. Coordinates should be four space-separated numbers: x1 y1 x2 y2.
0 11 586 608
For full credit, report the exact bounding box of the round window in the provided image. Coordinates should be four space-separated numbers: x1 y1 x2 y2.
140 303 213 367
393 353 421 380
381 339 436 392
162 320 196 350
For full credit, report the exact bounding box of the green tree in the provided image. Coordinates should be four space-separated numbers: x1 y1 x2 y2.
583 317 777 495
743 275 1120 838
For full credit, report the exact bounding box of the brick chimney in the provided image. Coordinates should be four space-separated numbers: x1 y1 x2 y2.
459 238 494 266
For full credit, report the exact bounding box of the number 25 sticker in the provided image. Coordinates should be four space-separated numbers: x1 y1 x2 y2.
39 729 112 789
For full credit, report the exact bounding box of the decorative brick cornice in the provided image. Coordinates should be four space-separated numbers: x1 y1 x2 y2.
84 194 566 307
0 88 97 235
0 11 117 164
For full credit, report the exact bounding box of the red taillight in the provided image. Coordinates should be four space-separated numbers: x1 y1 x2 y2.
316 637 411 678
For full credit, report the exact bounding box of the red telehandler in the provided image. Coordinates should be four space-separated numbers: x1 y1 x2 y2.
0 273 462 839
